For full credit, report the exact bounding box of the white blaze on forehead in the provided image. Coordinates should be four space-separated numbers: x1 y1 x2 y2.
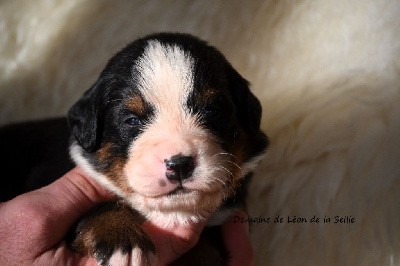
133 40 195 115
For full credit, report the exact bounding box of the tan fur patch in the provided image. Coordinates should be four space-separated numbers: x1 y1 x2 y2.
125 94 146 115
227 129 251 191
95 143 133 195
72 202 153 257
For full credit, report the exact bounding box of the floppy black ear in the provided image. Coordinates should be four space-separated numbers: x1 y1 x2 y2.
229 68 269 155
68 81 102 152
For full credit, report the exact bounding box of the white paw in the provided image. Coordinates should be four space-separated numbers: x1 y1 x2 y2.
108 247 156 266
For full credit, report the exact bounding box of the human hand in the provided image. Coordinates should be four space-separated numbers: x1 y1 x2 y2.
221 210 254 266
0 167 253 265
142 209 254 266
0 167 113 265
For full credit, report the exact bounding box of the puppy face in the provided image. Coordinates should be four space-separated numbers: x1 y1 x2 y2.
68 33 267 227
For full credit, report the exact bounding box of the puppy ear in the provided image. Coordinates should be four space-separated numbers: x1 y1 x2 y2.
229 68 269 155
68 81 103 152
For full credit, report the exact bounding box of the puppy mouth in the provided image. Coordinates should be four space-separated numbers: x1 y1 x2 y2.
167 186 192 196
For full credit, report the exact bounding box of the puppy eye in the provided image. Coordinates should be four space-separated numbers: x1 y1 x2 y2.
124 116 142 126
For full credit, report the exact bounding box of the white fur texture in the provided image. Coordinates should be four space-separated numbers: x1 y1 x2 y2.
1 0 400 265
108 248 155 266
134 41 194 110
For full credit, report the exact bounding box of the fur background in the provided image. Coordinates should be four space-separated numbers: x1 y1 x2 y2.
1 0 399 265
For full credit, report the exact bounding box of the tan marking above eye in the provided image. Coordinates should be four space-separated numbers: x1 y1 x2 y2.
125 94 146 115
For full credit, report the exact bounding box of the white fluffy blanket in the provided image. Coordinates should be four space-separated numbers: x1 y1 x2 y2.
1 1 399 265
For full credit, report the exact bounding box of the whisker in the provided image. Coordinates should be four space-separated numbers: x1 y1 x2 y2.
218 166 233 177
212 152 239 160
106 98 125 105
210 178 229 201
211 151 245 178
215 167 236 196
225 160 244 176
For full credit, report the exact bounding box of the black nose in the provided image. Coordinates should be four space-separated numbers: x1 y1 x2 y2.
164 154 195 182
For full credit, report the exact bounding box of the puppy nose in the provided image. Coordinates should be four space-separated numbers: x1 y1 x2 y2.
164 154 195 181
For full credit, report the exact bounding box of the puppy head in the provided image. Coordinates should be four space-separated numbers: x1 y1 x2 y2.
68 33 267 227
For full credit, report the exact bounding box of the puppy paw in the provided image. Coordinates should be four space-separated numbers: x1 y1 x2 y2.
93 235 156 266
71 202 156 265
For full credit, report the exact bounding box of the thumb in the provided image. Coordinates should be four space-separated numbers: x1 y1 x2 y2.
37 166 114 231
0 167 114 264
8 166 114 244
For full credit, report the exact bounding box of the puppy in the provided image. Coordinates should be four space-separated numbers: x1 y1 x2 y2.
1 32 268 264
68 32 268 265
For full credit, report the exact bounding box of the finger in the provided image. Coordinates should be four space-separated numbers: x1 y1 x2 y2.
222 210 254 266
32 241 98 266
4 167 114 249
142 219 207 264
43 166 113 218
